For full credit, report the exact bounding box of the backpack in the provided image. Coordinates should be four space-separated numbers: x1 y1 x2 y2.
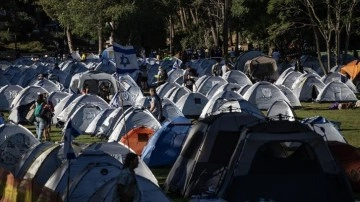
34 103 43 117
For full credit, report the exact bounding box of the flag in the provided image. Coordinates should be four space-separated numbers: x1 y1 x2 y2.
172 57 183 69
113 43 139 74
71 51 81 61
63 119 79 159
110 92 120 108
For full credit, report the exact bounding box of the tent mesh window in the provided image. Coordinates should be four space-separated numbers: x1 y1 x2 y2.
249 141 322 174
182 131 204 159
137 133 149 142
208 131 240 164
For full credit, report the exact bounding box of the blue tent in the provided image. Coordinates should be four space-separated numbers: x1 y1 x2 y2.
141 116 192 168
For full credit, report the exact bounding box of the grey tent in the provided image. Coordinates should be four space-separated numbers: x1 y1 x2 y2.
292 73 325 102
222 70 253 87
85 108 116 135
200 91 260 119
0 85 23 111
266 100 297 121
275 70 303 89
47 91 70 107
175 92 209 119
302 116 347 144
219 121 353 202
166 86 191 103
156 82 181 98
164 112 265 197
196 76 227 96
56 94 109 126
107 107 161 142
162 98 185 121
52 94 81 125
275 84 302 107
321 72 357 93
243 81 291 110
0 123 39 171
205 83 242 99
8 86 48 124
316 81 358 103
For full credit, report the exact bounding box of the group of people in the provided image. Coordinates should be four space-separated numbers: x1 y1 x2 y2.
81 82 111 103
31 93 54 141
211 62 231 77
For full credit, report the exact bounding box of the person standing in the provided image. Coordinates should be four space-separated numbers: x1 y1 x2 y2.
156 67 168 87
33 94 47 141
98 82 110 102
0 113 5 124
149 87 163 122
115 152 140 202
42 94 54 141
184 74 196 92
221 63 229 76
272 49 281 63
82 84 89 94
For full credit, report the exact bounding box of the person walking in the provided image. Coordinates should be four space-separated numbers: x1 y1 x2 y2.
114 152 140 202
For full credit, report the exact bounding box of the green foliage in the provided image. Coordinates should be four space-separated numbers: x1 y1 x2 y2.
10 41 47 52
114 0 168 49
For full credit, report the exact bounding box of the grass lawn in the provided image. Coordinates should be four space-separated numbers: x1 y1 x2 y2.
2 101 360 201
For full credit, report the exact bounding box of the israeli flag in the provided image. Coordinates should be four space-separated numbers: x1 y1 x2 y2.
110 92 120 108
71 51 82 62
113 42 139 74
172 57 183 69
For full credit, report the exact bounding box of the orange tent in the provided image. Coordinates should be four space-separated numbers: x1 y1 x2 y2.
120 126 155 155
340 60 360 80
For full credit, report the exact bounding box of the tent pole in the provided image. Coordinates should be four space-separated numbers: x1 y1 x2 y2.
66 159 71 202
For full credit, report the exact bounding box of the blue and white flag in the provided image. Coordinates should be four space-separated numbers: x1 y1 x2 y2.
71 51 82 62
172 57 183 69
63 119 79 159
113 43 139 74
109 92 120 108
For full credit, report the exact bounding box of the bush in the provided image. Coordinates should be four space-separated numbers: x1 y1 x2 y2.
17 41 47 52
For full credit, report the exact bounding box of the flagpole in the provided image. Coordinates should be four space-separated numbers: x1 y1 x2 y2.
119 88 130 152
63 119 77 202
67 158 71 202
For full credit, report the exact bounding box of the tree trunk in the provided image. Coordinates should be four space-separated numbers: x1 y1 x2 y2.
66 27 74 53
179 7 186 31
334 0 341 66
169 15 173 55
313 28 327 75
109 21 115 45
223 0 229 57
207 7 218 46
98 26 103 55
235 31 239 56
343 0 358 65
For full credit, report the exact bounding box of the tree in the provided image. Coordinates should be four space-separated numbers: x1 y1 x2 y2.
38 0 76 53
268 0 360 75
